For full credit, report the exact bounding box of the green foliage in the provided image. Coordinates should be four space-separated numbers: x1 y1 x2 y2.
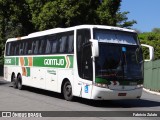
28 0 100 30
152 28 160 33
139 32 160 60
27 0 136 30
116 11 137 28
0 0 34 65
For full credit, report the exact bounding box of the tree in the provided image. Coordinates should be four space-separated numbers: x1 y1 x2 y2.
152 28 160 33
139 32 160 60
27 0 100 30
116 11 137 28
0 0 33 65
27 0 136 31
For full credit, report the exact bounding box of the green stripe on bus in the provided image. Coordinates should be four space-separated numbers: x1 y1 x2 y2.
4 55 74 68
33 56 67 68
24 57 28 66
16 57 19 65
26 67 30 76
95 77 143 85
95 77 110 84
69 56 73 68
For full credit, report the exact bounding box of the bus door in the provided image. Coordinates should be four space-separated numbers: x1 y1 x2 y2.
76 29 93 99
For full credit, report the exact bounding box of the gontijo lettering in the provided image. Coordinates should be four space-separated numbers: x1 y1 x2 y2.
44 59 64 66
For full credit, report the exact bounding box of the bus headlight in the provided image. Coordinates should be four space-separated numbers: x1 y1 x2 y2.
94 83 108 88
136 84 143 88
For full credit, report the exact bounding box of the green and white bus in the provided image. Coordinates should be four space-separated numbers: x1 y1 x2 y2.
4 25 154 101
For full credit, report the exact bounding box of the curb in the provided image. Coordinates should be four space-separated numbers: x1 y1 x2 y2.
143 88 160 96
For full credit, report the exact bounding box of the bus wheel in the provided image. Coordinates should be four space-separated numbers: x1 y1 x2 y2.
12 75 17 89
63 81 73 101
17 75 23 90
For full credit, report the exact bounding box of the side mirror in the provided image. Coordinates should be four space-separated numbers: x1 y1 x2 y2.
141 44 154 61
90 39 99 58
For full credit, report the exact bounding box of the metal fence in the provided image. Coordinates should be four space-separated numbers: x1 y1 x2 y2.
144 59 160 91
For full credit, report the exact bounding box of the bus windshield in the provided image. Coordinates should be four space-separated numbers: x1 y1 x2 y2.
94 28 138 45
94 29 143 81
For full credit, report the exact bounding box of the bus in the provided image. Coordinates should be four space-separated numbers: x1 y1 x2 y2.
4 25 154 101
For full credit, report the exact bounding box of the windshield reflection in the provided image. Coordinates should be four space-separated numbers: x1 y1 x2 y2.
95 43 143 81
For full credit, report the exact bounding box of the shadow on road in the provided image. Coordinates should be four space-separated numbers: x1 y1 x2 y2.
0 80 9 85
21 86 160 108
11 85 64 100
73 98 160 108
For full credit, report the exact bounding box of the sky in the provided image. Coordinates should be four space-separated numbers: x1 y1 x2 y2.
121 0 160 32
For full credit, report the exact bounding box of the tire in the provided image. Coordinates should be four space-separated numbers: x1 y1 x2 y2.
17 75 23 90
63 81 73 101
12 74 17 89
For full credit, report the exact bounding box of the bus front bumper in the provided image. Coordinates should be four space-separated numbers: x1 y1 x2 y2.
91 86 143 100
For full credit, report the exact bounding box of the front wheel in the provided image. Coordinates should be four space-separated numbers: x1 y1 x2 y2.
63 81 73 101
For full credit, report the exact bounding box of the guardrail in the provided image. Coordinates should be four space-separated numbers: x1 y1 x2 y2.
144 59 160 92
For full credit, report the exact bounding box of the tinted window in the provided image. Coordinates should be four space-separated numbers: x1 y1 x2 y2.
94 29 138 45
68 35 74 53
76 29 93 80
5 31 74 56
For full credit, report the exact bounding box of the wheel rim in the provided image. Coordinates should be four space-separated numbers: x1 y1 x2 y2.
12 75 17 88
65 84 72 97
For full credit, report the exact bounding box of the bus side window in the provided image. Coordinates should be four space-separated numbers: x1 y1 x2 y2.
34 40 39 54
45 39 51 54
10 44 14 56
14 44 19 55
52 39 58 54
19 49 23 55
68 35 74 53
59 36 67 53
48 34 58 54
31 41 35 54
22 42 25 55
39 39 45 54
24 42 28 55
19 42 25 55
27 41 32 54
11 42 17 55
6 43 11 56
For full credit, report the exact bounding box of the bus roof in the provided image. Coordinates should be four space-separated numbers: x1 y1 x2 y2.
6 25 136 42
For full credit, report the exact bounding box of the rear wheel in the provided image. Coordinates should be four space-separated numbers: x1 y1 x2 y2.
17 75 23 90
63 81 73 101
12 74 17 89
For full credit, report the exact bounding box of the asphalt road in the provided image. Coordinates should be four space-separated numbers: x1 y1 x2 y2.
0 77 160 120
